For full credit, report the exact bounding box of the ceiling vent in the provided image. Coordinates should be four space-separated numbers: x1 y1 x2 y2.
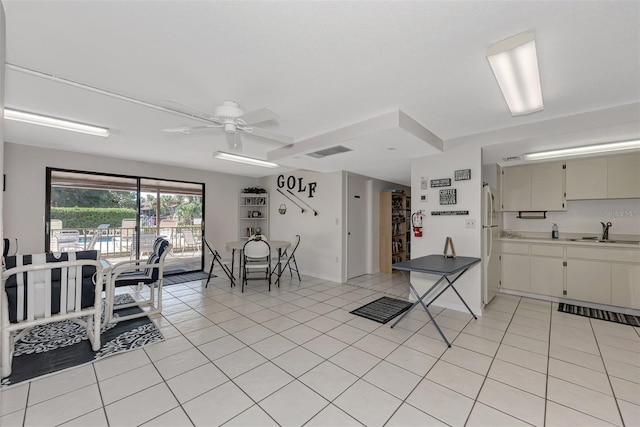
307 145 353 158
502 155 521 162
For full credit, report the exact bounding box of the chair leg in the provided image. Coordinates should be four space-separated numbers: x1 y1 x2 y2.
205 258 215 288
291 255 301 281
1 328 13 378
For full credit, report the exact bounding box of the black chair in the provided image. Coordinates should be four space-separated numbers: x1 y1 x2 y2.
202 236 235 288
107 237 171 323
242 239 271 292
272 235 301 284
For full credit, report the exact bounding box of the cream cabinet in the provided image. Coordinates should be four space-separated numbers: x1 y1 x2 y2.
500 240 640 309
501 166 532 211
501 253 530 292
500 162 565 211
566 260 612 305
607 153 640 199
530 243 564 297
565 157 607 200
566 152 640 200
611 263 640 308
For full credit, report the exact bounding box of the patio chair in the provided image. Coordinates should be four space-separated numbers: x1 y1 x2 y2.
130 231 157 259
2 250 103 378
119 219 137 251
272 234 301 284
54 230 84 252
106 238 171 324
202 237 235 288
242 239 271 292
86 224 110 250
182 229 201 256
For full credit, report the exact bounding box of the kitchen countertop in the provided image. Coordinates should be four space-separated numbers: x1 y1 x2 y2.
499 234 640 248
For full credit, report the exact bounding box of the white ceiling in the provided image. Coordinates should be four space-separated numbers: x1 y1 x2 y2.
3 1 640 185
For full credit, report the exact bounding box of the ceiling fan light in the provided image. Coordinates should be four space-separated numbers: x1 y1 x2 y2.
4 108 110 137
213 151 279 168
487 32 543 116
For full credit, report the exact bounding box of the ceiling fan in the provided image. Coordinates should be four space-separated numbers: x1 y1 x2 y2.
162 100 293 151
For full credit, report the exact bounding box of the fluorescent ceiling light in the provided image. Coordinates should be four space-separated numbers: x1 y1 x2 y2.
4 108 110 137
487 32 543 116
523 140 640 161
213 151 279 168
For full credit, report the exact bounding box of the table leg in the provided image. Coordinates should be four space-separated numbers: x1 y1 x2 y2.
424 268 477 319
391 271 452 347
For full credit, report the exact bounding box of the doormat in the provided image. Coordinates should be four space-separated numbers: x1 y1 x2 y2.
164 270 214 286
558 303 640 327
350 296 414 324
1 294 164 387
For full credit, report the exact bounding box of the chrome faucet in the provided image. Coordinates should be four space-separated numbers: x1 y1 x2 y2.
601 221 612 240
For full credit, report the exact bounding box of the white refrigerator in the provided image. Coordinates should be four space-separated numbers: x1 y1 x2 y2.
482 183 501 305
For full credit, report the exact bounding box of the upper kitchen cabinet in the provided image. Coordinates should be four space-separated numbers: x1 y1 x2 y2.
566 152 640 200
501 162 565 211
565 157 608 200
607 153 640 199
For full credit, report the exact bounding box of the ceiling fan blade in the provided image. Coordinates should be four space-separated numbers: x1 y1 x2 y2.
226 132 243 151
239 108 278 125
162 124 222 134
249 127 293 144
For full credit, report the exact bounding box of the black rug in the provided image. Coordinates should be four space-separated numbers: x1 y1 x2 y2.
164 270 214 285
1 294 164 387
350 296 414 324
558 302 640 327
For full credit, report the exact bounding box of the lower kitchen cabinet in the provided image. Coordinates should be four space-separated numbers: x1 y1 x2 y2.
611 263 640 308
566 259 612 305
501 253 530 292
530 256 564 297
501 240 640 309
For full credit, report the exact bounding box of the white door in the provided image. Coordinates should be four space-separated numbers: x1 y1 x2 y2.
347 175 369 279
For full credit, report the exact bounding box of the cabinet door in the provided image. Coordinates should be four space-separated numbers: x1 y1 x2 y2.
611 263 640 309
531 162 565 211
530 256 564 297
565 158 607 200
566 259 611 304
501 253 530 292
501 166 531 211
607 153 640 199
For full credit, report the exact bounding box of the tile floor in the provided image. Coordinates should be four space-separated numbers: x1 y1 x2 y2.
1 270 639 426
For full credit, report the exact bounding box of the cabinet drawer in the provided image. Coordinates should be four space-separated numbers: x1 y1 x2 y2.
501 242 529 255
530 244 563 257
567 247 640 263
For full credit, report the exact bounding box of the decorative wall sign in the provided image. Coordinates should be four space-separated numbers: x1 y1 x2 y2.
431 210 469 215
277 174 317 198
430 178 451 188
454 169 471 181
439 189 457 205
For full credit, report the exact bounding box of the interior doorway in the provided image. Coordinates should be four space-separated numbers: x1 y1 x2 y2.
347 174 370 279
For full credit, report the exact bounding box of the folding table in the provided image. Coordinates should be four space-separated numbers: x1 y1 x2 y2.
390 254 481 347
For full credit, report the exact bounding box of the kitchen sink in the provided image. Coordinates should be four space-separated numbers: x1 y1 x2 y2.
566 237 640 245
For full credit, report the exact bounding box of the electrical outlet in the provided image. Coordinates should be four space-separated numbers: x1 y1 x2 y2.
465 219 476 229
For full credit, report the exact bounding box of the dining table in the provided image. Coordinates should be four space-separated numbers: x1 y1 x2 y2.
225 239 292 285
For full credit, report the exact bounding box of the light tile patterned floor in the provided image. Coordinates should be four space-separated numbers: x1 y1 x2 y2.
1 271 639 426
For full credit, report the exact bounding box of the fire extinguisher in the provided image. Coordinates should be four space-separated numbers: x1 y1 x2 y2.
412 210 425 237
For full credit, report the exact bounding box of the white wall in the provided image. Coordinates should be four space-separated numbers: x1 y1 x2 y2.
504 199 640 237
410 143 483 315
261 170 344 282
3 143 257 261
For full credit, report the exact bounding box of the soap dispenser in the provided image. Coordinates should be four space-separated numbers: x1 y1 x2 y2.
552 223 559 239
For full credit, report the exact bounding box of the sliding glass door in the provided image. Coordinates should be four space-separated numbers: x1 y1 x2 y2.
46 168 205 274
